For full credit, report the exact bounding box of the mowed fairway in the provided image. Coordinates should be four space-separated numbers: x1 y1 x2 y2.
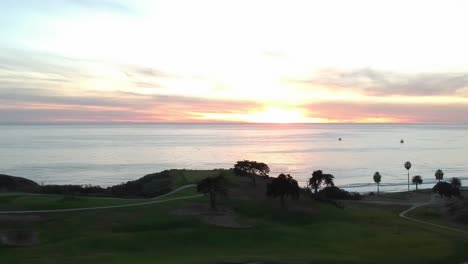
0 187 198 212
1 187 467 264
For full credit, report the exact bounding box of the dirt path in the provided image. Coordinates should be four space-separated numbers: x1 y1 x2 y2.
0 185 202 214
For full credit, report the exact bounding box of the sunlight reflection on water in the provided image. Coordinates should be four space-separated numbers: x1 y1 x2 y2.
0 123 467 192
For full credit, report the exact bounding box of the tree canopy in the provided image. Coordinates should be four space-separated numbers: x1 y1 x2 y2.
435 169 444 182
451 177 462 189
373 172 382 194
404 161 412 170
197 175 227 210
266 173 300 208
432 181 460 198
412 175 423 190
233 160 270 186
308 170 335 194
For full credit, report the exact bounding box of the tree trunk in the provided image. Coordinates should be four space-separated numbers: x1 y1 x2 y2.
407 171 410 191
377 183 379 195
416 184 418 191
314 186 318 194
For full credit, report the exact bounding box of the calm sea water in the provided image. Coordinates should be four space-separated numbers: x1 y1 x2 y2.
0 123 466 192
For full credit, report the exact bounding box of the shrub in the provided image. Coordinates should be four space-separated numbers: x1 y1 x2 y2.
318 186 362 200
432 182 461 198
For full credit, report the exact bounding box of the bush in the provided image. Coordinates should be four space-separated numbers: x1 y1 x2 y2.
40 184 106 195
142 178 172 197
108 170 173 198
432 182 461 198
318 186 362 200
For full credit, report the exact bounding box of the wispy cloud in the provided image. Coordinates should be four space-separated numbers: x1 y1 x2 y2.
0 87 260 123
299 68 468 97
304 101 468 123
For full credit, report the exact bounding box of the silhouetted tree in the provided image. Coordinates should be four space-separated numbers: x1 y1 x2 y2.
320 186 362 200
309 170 323 194
233 160 270 186
433 182 460 198
435 169 444 183
323 174 335 187
308 170 335 194
404 161 412 191
197 175 227 210
267 173 299 208
373 172 381 195
412 175 423 191
451 177 462 189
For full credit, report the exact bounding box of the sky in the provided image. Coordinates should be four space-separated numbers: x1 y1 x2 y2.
1 0 468 123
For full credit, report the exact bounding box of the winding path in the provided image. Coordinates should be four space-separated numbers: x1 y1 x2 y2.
0 185 202 214
348 194 468 234
399 201 468 235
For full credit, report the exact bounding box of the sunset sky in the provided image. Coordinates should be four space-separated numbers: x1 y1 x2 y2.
1 0 468 123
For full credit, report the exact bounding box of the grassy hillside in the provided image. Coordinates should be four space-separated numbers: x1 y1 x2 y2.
406 189 468 232
0 175 40 192
167 169 238 188
1 174 467 264
0 169 236 198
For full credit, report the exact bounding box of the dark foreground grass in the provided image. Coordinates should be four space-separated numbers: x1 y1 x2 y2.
1 194 467 264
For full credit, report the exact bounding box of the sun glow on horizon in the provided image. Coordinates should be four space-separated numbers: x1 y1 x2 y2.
192 106 325 123
1 1 468 123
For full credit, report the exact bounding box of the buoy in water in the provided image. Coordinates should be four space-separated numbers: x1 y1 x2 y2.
339 138 342 141
400 139 404 144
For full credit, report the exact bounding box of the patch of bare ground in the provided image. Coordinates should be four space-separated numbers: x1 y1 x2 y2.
172 204 251 228
0 229 39 246
0 214 46 246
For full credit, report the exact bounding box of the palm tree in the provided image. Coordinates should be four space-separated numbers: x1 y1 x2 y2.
450 177 461 189
373 172 381 195
404 161 412 191
435 169 444 183
412 175 423 191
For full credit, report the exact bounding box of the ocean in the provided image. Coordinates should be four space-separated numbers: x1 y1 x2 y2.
0 123 466 192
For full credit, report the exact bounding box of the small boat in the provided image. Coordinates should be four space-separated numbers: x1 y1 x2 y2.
339 138 342 141
400 139 404 144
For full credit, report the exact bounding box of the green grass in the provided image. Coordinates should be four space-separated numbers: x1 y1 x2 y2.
408 204 468 232
169 169 238 188
0 187 198 211
1 193 467 264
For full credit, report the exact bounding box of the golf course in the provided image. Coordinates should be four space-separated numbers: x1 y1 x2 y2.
0 170 467 264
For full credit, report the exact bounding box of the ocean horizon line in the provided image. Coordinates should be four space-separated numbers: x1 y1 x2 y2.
1 122 468 126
